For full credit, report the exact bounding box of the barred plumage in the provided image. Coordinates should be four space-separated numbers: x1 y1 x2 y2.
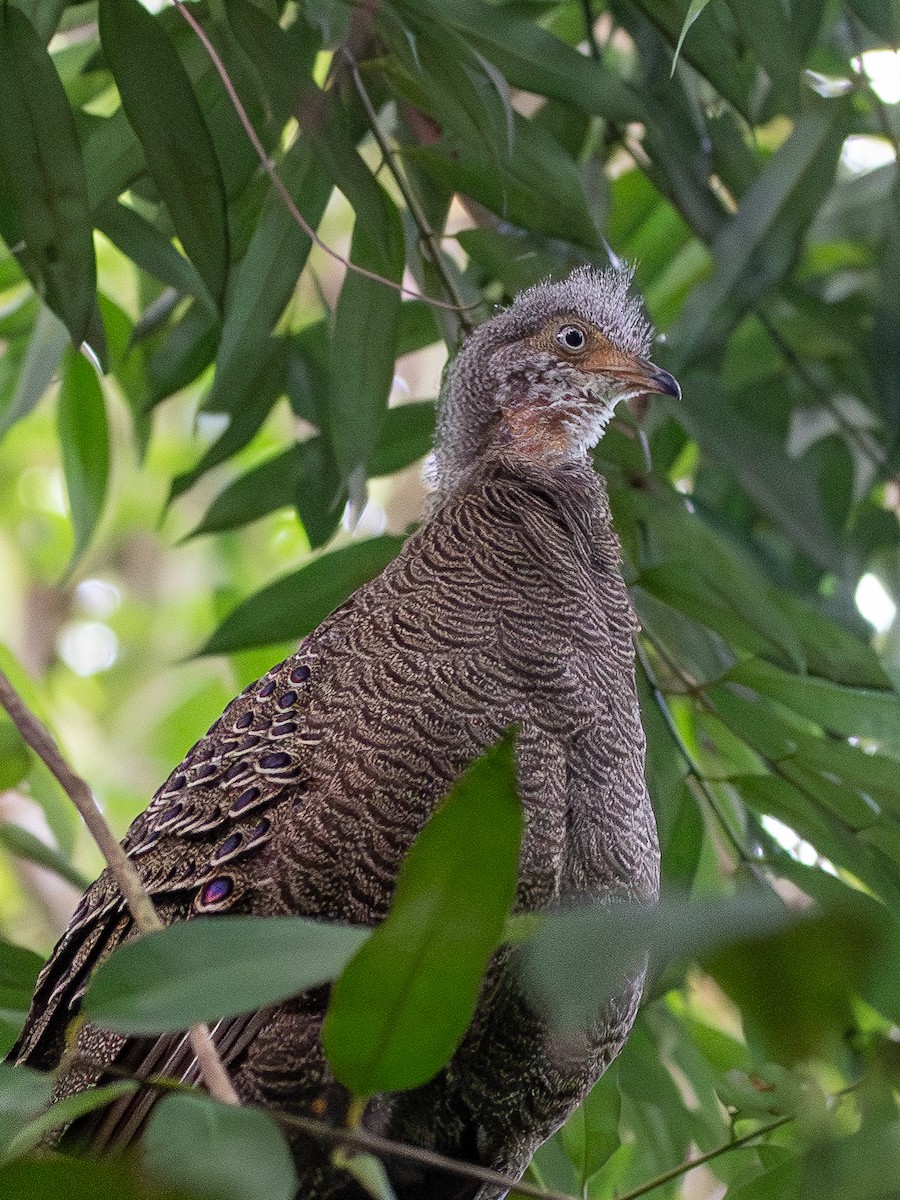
10 266 676 1199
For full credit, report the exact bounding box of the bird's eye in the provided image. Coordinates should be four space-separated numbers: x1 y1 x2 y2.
557 325 587 353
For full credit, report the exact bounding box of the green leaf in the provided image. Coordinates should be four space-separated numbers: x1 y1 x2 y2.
99 0 229 305
673 375 844 573
0 1063 53 1160
0 718 30 791
672 0 715 75
0 939 44 1031
522 891 793 1030
3 1082 137 1161
0 823 90 891
203 142 331 415
143 1093 297 1200
96 201 214 311
728 658 900 746
0 1156 186 1200
708 906 885 1064
560 1071 622 1189
200 536 406 656
413 112 601 251
0 6 97 345
328 195 405 480
84 916 370 1035
405 0 644 124
0 305 68 437
323 730 522 1096
368 402 436 478
674 101 850 358
146 298 219 407
768 592 891 691
57 348 110 567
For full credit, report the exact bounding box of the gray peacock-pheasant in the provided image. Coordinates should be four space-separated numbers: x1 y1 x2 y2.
11 265 679 1199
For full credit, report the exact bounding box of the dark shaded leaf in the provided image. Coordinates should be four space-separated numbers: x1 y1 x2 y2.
0 1149 192 1197
200 536 405 655
97 201 214 311
84 916 369 1035
0 6 96 345
522 891 792 1030
99 0 229 304
368 402 436 478
144 1093 297 1200
413 112 601 250
708 907 884 1063
408 0 644 123
4 1082 137 1160
0 940 44 1015
0 1062 53 1160
57 348 110 567
203 143 331 414
328 195 405 480
146 299 219 407
674 102 850 358
323 730 522 1095
170 336 288 500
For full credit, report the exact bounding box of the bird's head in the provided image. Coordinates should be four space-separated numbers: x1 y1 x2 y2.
431 265 679 496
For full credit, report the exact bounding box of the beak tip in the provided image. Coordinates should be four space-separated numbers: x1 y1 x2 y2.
655 367 681 401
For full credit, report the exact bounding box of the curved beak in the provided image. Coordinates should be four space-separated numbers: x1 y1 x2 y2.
602 356 680 400
580 344 681 401
633 357 681 400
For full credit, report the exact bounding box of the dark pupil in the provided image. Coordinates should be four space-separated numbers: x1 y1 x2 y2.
564 328 583 348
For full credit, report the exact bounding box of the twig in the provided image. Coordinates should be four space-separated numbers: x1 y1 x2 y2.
0 667 239 1107
343 48 476 334
635 639 758 868
170 0 474 318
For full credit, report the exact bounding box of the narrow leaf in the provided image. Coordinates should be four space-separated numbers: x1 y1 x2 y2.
84 916 370 1035
328 197 405 480
200 536 406 656
522 892 792 1030
672 0 715 75
4 1082 136 1161
0 823 90 891
57 349 110 567
728 658 900 746
99 0 229 304
0 6 97 344
203 142 331 414
323 730 522 1096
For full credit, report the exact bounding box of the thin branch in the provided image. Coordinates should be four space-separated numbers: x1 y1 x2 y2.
635 639 758 868
170 0 474 318
0 667 239 1108
343 49 476 335
617 1080 860 1200
615 1113 791 1200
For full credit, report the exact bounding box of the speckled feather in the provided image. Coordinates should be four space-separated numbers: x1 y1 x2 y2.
10 266 661 1200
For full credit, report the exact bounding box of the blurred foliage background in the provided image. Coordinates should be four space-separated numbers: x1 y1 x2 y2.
2 0 900 1197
